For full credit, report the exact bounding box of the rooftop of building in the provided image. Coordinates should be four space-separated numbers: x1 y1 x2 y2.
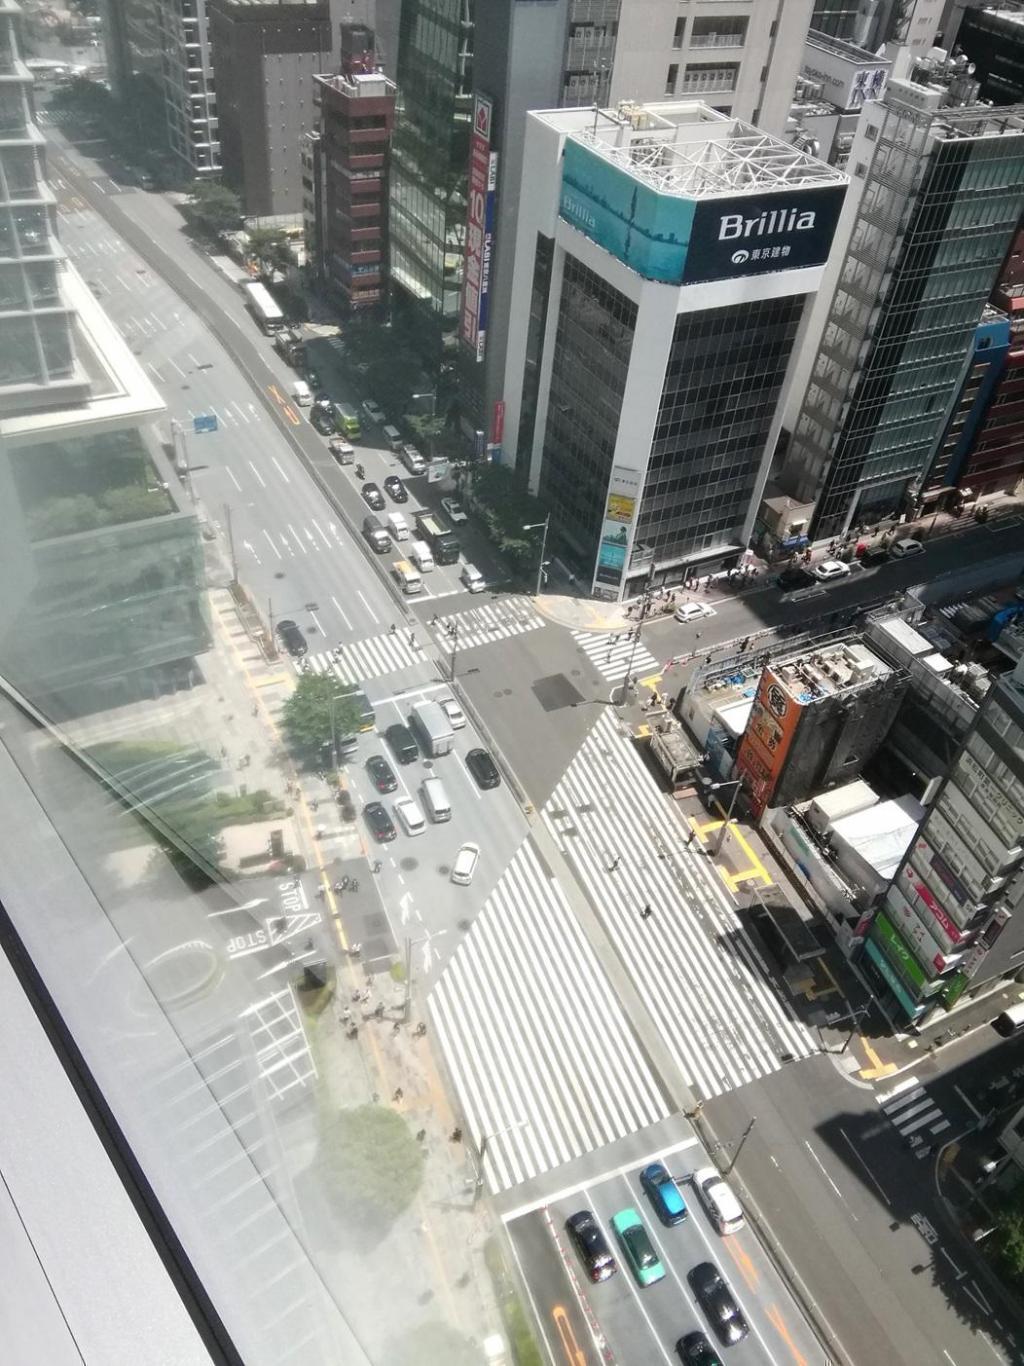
541 101 847 198
980 5 1024 27
770 639 893 703
314 69 395 99
805 28 889 64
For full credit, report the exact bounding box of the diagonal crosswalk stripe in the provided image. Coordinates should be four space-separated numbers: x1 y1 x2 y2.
573 630 660 684
430 839 670 1193
430 595 546 652
543 709 816 1100
877 1077 951 1156
295 630 430 686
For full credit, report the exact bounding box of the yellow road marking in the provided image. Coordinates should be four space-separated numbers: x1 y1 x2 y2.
283 403 301 426
858 1035 897 1079
765 1303 808 1366
639 671 663 689
553 1306 587 1366
635 723 651 738
725 1237 759 1291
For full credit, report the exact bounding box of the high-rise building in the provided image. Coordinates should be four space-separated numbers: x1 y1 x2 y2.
778 78 1024 540
208 0 333 219
1 0 208 711
101 0 220 177
500 101 847 599
865 654 1024 1024
467 0 819 446
811 0 944 54
388 0 472 359
953 6 1024 104
308 25 396 311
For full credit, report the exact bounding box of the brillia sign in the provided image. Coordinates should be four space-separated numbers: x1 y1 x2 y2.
718 208 817 240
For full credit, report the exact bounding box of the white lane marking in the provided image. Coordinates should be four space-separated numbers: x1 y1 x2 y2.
953 1084 982 1119
803 1140 848 1205
356 590 379 624
231 401 249 423
310 518 334 550
309 609 327 639
261 529 283 560
147 363 165 384
271 456 292 484
330 595 353 631
247 461 267 488
225 467 242 492
286 523 307 554
167 357 187 378
187 352 203 367
838 1127 891 1206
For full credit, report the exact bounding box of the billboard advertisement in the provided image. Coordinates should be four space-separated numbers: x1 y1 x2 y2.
559 139 846 286
735 670 800 816
461 94 498 362
802 38 889 112
596 492 635 588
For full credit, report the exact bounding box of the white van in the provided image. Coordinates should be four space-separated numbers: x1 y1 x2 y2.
290 379 312 406
392 559 422 595
421 777 452 823
691 1167 745 1235
401 444 426 476
409 539 434 572
460 563 485 594
382 424 403 453
451 842 480 885
387 511 409 541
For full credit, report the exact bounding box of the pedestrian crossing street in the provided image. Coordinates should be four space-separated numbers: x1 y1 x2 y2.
430 595 546 653
430 840 671 1194
573 630 661 684
877 1076 951 1157
295 630 430 686
544 710 816 1099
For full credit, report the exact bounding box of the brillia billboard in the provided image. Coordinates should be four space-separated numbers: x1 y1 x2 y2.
559 139 845 285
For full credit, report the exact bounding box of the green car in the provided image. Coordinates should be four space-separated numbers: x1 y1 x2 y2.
611 1207 665 1287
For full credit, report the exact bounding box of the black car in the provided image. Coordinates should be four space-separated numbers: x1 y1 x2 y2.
384 475 408 504
275 618 307 658
676 1331 723 1366
364 801 397 843
304 368 322 390
466 747 501 790
775 566 816 592
565 1211 617 1283
366 754 398 793
688 1263 749 1347
361 482 386 511
310 405 335 435
385 722 419 765
859 543 889 566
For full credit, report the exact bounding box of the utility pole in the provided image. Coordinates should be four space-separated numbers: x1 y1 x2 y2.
223 502 238 584
713 777 744 856
726 1116 756 1174
617 587 653 706
448 619 461 682
523 515 551 597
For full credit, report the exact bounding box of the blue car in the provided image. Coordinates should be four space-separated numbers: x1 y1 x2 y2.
640 1162 688 1226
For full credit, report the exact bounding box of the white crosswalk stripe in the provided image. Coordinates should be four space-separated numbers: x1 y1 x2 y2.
296 630 430 686
430 840 670 1194
877 1077 951 1157
543 710 816 1099
573 630 661 683
431 595 546 652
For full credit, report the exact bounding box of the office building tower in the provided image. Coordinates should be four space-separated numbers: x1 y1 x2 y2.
101 0 220 177
208 0 332 219
866 655 1024 1024
927 306 1011 493
500 101 846 599
308 25 396 310
467 0 818 446
811 0 943 53
953 6 1024 104
388 0 472 360
778 78 1024 541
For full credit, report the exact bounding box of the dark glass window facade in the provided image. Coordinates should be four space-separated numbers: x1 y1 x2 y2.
515 233 553 469
636 296 803 561
540 256 636 566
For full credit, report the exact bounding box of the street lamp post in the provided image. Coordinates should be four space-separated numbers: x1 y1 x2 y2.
447 618 461 682
616 586 655 706
523 515 551 598
725 1116 756 1174
711 777 744 856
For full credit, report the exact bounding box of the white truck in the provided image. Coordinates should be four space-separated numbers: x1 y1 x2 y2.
409 699 455 757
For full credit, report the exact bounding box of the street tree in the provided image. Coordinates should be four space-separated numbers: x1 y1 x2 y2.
246 226 292 280
316 1104 423 1231
181 180 243 239
995 1189 1024 1282
470 463 549 573
281 675 363 760
403 411 445 459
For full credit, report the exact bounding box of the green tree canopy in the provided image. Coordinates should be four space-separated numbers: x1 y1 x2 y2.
246 226 292 280
469 463 549 573
281 675 363 759
315 1104 424 1231
995 1187 1024 1282
181 180 243 239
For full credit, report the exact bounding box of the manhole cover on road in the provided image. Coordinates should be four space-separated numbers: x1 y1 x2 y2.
400 856 418 871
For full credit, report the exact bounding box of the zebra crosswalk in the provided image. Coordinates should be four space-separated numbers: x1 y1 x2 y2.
295 630 430 686
544 709 816 1099
573 630 660 684
430 840 671 1194
876 1076 951 1156
430 595 546 652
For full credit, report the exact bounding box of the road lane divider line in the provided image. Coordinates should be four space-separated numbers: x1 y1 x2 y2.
837 1125 891 1206
765 1303 809 1366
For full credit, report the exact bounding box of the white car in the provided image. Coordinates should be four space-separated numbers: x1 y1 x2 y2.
460 563 486 593
674 601 715 624
440 697 466 729
362 399 385 426
393 796 426 836
890 537 924 558
451 842 480 885
811 558 851 582
441 497 467 524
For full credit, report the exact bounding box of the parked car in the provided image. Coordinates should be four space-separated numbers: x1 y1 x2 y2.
394 795 426 836
363 801 397 843
640 1161 688 1226
891 537 924 558
384 475 408 504
440 697 466 730
450 842 480 886
859 543 889 566
811 558 851 582
565 1210 617 1284
466 747 501 790
310 406 335 435
441 496 467 524
674 602 715 624
611 1208 665 1287
365 755 397 794
275 618 307 658
688 1263 749 1346
676 1330 724 1366
776 566 816 592
361 482 386 511
362 399 385 426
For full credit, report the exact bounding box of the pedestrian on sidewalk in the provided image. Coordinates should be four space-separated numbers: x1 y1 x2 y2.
608 855 621 872
392 1020 401 1035
450 1127 463 1143
640 904 653 920
416 1129 427 1142
392 1087 404 1102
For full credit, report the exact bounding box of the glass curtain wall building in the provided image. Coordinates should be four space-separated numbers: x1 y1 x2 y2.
780 81 1024 540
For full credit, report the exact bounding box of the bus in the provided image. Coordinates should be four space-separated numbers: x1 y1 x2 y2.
243 281 285 334
332 403 362 440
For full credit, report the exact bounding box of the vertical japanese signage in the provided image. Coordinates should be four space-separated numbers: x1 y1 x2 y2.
461 93 498 363
735 670 801 816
